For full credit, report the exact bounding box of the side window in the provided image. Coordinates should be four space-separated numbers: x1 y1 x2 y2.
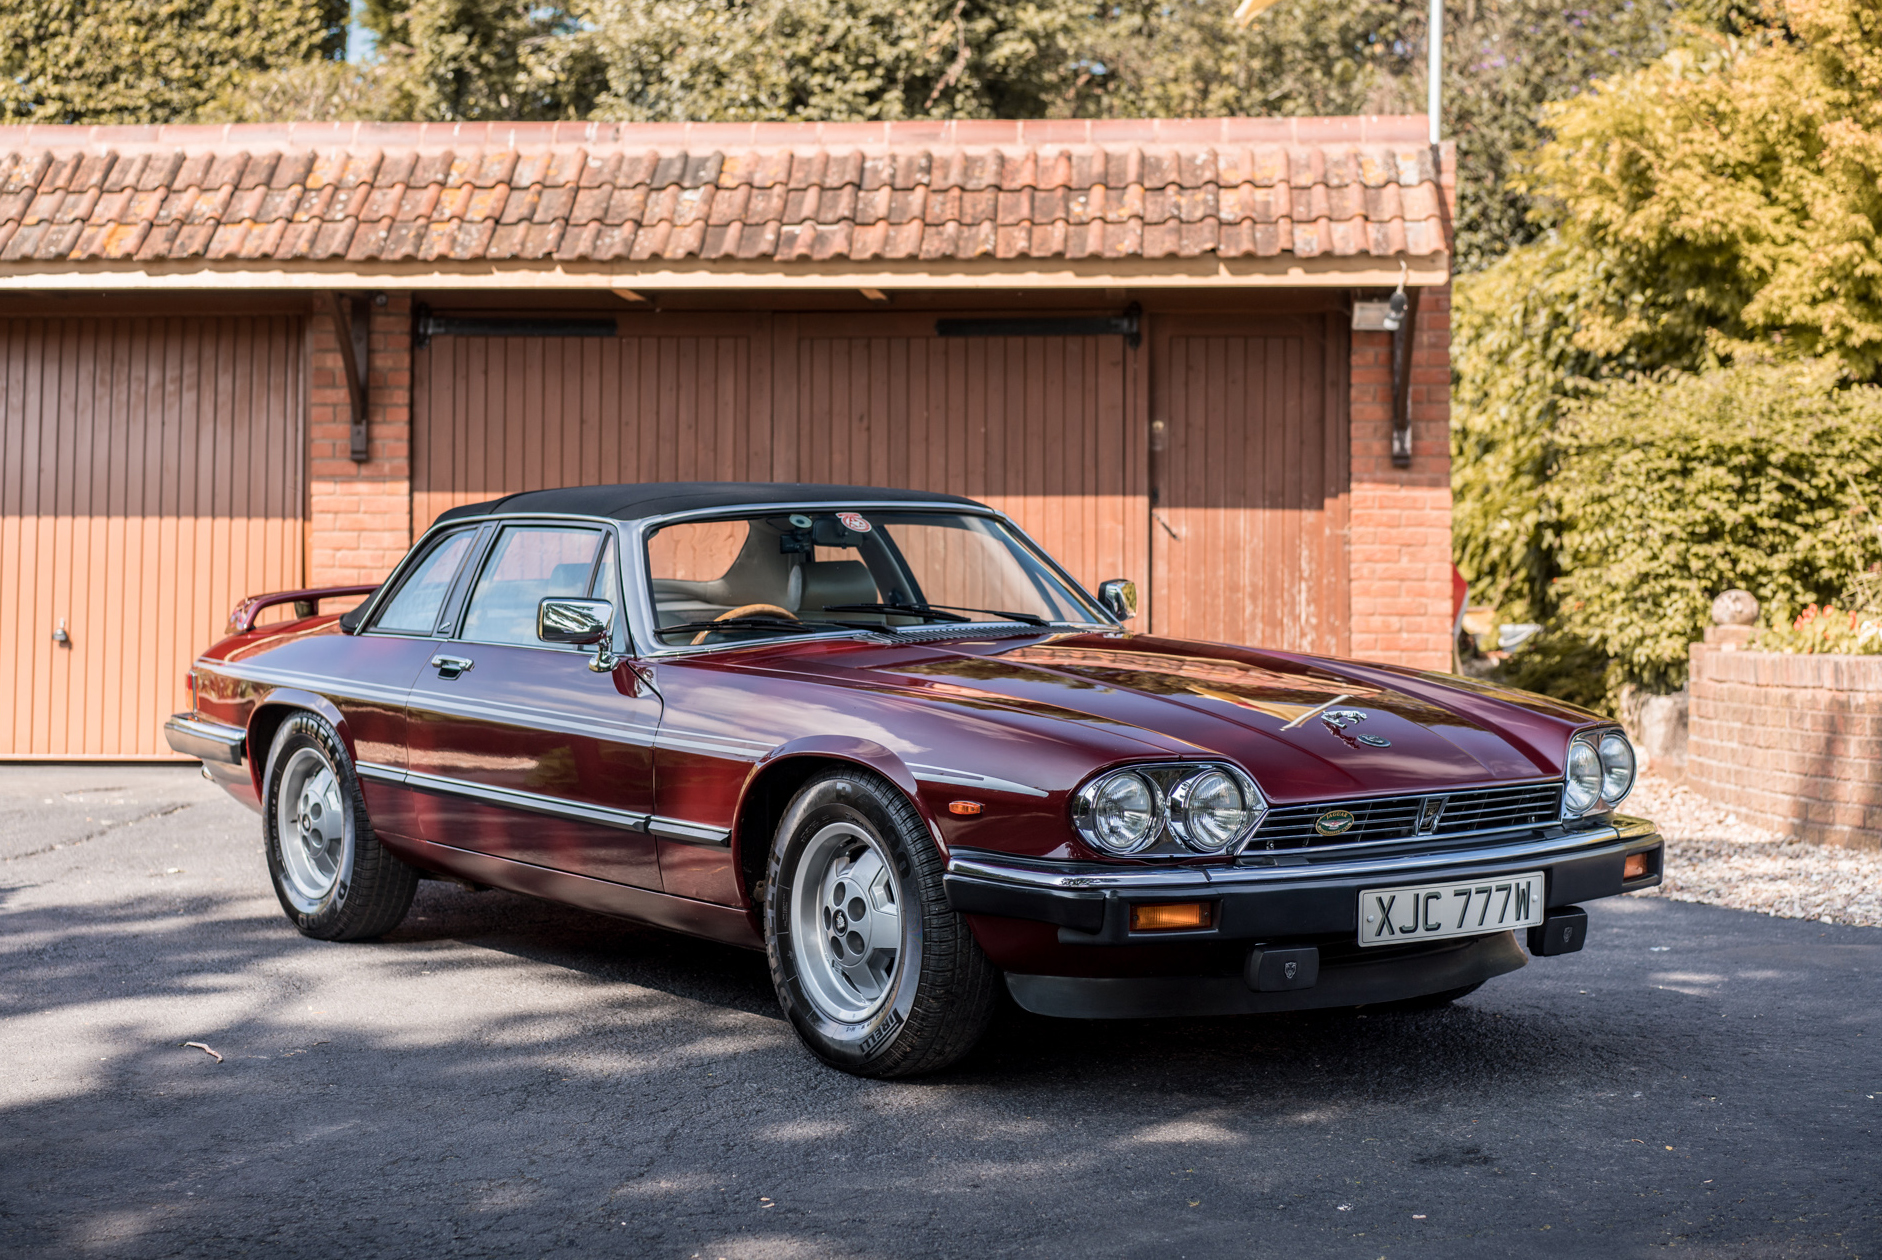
371 530 476 635
459 526 605 646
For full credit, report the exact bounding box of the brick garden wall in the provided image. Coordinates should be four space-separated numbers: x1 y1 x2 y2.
1346 283 1453 670
307 294 415 587
1687 644 1882 849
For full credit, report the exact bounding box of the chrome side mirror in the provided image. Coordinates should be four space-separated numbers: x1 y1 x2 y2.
538 598 620 671
1097 578 1138 621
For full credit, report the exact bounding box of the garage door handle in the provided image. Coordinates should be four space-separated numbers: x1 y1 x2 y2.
430 654 473 680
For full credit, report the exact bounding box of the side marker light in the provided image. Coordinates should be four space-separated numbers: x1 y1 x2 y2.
948 800 984 816
1130 902 1213 932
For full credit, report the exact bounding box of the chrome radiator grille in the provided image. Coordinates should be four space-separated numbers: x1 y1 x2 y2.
1247 781 1564 851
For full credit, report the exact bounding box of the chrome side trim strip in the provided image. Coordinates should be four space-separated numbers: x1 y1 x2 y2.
406 689 659 745
909 764 1050 799
647 816 734 847
354 760 407 785
947 817 1659 892
196 661 413 708
368 765 732 845
654 730 772 757
400 768 650 833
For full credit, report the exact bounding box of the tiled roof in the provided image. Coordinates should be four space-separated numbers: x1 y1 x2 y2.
0 118 1450 268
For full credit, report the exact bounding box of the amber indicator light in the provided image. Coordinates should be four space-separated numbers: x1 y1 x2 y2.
1623 852 1650 880
948 800 985 816
1130 902 1213 932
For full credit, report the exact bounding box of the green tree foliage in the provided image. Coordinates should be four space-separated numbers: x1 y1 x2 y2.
1437 0 1679 270
0 0 346 124
1552 360 1882 689
1528 0 1882 377
560 0 1101 122
1453 0 1882 685
194 0 1675 275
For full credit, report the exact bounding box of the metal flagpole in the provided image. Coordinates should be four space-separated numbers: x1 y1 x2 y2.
1428 0 1443 146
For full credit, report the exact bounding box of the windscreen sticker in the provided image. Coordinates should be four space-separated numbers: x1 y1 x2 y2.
837 512 872 533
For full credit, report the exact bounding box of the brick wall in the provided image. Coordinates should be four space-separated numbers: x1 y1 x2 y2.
1346 283 1453 670
307 293 414 587
1687 644 1882 849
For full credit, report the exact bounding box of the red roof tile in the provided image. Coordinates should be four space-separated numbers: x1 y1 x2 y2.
0 118 1451 269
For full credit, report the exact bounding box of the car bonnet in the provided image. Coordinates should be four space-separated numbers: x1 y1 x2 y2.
740 633 1569 802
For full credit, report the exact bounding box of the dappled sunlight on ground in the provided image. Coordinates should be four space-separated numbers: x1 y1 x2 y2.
2 765 1878 1258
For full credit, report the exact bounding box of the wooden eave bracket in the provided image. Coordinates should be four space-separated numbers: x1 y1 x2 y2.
319 292 371 462
1389 286 1421 468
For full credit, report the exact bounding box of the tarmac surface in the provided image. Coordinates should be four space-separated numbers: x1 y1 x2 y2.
1 763 1877 1259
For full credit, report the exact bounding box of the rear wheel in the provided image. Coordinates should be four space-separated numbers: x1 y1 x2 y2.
263 712 417 941
764 769 997 1078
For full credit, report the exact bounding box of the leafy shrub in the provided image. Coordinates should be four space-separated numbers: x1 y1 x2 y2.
1754 572 1882 653
1480 628 1616 716
1551 360 1882 690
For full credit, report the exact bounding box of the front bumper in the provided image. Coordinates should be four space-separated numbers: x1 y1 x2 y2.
1005 932 1531 1019
944 814 1663 946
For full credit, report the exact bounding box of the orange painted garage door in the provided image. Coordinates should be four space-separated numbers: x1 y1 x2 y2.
411 311 1148 617
0 316 305 758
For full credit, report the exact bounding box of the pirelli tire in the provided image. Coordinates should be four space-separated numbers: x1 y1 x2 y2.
764 768 999 1079
262 711 418 941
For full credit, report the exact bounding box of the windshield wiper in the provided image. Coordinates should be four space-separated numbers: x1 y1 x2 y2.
817 602 971 623
820 601 1053 627
916 602 1051 627
653 616 872 640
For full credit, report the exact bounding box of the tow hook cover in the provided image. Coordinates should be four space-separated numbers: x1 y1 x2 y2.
1246 945 1320 992
1528 906 1589 957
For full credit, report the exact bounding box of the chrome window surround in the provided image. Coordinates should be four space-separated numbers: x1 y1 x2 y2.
358 501 1123 662
623 500 1118 659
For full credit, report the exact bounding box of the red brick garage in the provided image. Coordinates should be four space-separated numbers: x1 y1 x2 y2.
0 117 1454 758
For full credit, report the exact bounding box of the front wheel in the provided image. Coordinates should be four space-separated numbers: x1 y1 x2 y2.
764 769 998 1078
263 711 417 941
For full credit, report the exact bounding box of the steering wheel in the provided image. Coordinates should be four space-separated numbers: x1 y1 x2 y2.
691 602 801 646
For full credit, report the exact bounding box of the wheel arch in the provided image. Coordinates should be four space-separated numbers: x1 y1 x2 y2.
246 689 350 797
730 738 935 912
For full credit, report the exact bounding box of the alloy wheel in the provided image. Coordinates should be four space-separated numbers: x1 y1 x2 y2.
788 820 905 1024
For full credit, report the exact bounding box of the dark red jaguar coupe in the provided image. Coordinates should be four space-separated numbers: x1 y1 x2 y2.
166 483 1662 1077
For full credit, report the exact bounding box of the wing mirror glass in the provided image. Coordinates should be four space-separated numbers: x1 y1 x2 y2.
538 597 613 644
1097 578 1138 621
538 598 621 671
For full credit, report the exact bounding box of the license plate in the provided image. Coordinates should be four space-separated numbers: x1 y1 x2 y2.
1357 871 1545 947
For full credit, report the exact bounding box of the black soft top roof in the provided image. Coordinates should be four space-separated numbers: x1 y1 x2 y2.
433 482 984 526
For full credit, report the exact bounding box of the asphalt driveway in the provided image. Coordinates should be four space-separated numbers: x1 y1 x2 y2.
1 764 1876 1259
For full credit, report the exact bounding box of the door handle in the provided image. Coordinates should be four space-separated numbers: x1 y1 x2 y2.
430 654 473 679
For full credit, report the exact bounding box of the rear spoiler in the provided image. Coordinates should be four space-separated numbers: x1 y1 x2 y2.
227 585 379 635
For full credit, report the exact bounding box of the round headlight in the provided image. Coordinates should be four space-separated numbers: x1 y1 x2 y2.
1563 739 1602 815
1075 771 1162 855
1170 769 1254 853
1598 730 1636 804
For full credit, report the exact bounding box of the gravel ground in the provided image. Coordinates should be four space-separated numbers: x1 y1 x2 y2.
1628 775 1882 927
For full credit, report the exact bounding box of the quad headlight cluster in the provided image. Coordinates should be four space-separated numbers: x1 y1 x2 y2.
1072 762 1268 856
1562 727 1636 818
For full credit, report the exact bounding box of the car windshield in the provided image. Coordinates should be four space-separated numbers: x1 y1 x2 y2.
643 509 1110 645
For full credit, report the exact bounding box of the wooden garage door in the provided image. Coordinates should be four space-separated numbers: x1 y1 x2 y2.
0 317 305 758
1149 314 1349 654
412 313 1146 603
